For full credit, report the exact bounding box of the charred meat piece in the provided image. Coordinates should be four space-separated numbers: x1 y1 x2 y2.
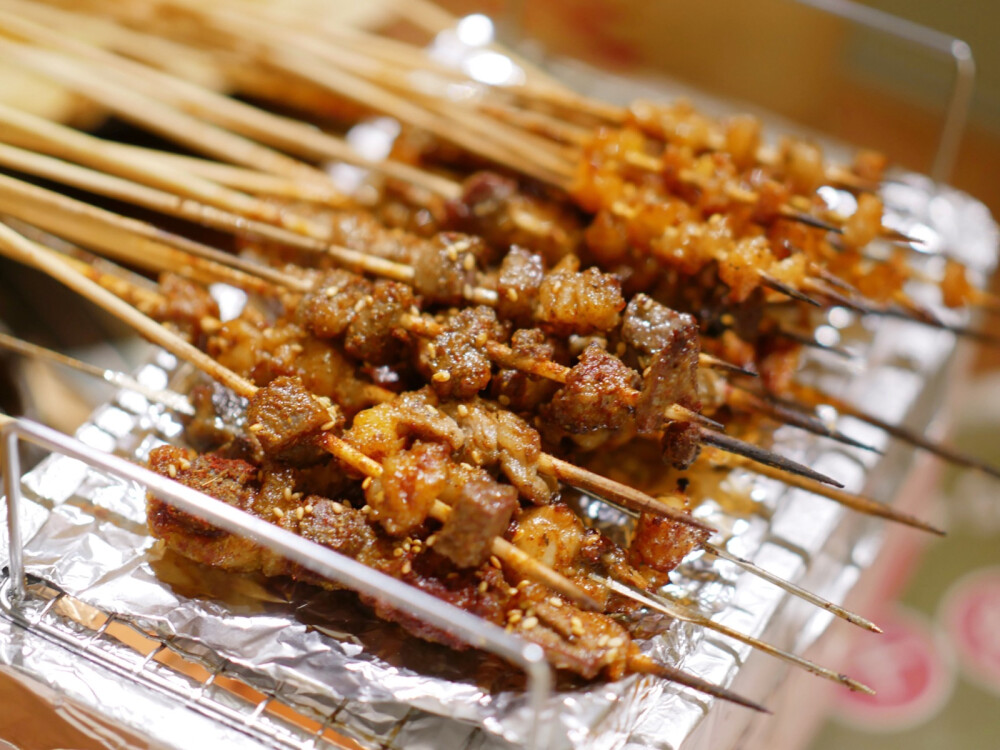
344 389 464 462
547 344 640 434
628 510 710 576
536 263 625 335
184 382 248 453
246 375 340 465
411 232 479 305
496 247 545 327
621 294 698 361
146 445 263 571
659 420 702 469
417 306 507 399
153 273 220 343
492 328 560 412
447 171 581 264
296 270 372 339
364 441 450 536
444 398 556 504
343 280 417 365
634 314 701 437
434 474 518 568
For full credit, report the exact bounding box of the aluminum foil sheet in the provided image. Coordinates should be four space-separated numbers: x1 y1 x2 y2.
1 76 998 750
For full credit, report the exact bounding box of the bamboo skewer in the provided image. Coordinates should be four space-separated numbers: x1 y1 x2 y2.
722 452 945 535
0 169 305 295
0 13 459 199
596 574 874 692
0 332 195 416
787 384 1000 482
700 543 880 632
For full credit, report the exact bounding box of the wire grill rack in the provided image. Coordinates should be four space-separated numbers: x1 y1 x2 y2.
1 358 550 750
0 4 994 748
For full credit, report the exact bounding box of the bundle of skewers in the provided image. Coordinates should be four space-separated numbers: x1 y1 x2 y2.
1 0 998 715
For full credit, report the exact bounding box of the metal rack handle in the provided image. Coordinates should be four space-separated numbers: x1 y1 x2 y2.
782 0 973 183
1 418 553 749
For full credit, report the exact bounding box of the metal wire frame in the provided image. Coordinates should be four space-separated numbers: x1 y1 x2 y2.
499 0 974 183
1 417 554 749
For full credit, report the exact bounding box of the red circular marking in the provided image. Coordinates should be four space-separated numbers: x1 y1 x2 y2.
941 567 1000 695
833 607 953 732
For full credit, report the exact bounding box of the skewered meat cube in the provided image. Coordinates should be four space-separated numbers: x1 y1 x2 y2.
434 474 518 568
343 280 417 364
444 398 556 504
446 171 581 264
411 232 480 305
343 389 464 463
629 509 710 577
147 445 263 571
152 273 220 343
621 293 698 360
547 343 640 434
364 441 450 536
496 246 546 327
246 375 339 464
536 259 625 335
296 270 371 339
778 138 825 194
417 306 507 399
491 328 560 412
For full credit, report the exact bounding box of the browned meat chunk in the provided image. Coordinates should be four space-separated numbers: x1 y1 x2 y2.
496 247 545 327
434 476 518 568
536 265 624 335
547 344 639 434
364 441 450 536
447 172 581 264
184 383 247 452
296 270 371 339
628 510 709 575
634 317 701 436
344 389 464 462
246 376 339 464
659 420 702 469
492 328 559 412
417 307 506 399
146 445 263 572
444 399 556 504
153 273 220 342
343 280 416 364
621 294 698 360
411 232 479 305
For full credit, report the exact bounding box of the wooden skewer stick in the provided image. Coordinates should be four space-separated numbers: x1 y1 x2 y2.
0 170 305 295
627 652 770 712
803 278 1000 345
718 451 945 535
725 386 881 454
788 384 1000 482
699 544 881 632
0 40 330 187
0 139 419 289
538 454 713 533
110 145 351 207
191 7 567 187
0 100 334 241
596 574 875 692
0 6 460 199
0 332 194 416
0 223 602 611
